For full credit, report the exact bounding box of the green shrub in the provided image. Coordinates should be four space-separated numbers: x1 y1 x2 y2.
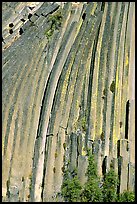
102 167 118 202
61 169 82 202
117 190 135 202
81 177 103 202
61 148 134 202
45 10 62 40
45 29 54 39
81 149 103 202
86 150 98 179
48 11 62 29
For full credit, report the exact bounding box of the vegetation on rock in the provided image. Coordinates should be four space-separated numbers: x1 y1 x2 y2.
61 149 135 202
117 190 135 202
61 169 82 202
80 149 102 202
45 10 62 40
81 117 87 132
102 167 119 202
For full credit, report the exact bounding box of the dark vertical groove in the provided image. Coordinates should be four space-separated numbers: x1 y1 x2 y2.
35 70 52 139
86 20 102 147
117 156 122 194
41 139 49 201
125 100 129 139
76 136 79 168
101 2 105 12
127 162 130 190
117 140 120 158
102 156 107 176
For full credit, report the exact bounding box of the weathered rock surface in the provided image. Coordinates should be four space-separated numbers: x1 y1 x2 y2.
2 2 135 202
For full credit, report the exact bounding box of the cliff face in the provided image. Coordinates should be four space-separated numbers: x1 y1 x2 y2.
2 2 135 202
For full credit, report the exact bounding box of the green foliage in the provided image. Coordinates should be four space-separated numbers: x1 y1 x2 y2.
45 29 54 39
45 10 62 40
86 150 97 179
81 177 103 202
102 167 118 202
81 149 103 202
117 191 135 202
61 148 134 202
48 10 62 29
110 80 115 93
86 149 98 179
61 169 82 202
78 116 87 132
81 117 86 131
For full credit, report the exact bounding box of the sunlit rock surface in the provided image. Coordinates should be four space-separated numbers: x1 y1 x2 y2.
2 2 135 202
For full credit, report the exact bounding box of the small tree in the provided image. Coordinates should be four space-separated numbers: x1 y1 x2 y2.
81 177 103 202
117 190 135 202
86 150 98 179
102 167 118 202
61 169 82 202
80 150 103 202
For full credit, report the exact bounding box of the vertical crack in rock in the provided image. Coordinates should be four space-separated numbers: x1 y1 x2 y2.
125 100 129 140
40 139 49 202
86 19 102 148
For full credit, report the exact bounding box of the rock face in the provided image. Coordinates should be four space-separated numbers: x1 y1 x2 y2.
2 2 135 202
